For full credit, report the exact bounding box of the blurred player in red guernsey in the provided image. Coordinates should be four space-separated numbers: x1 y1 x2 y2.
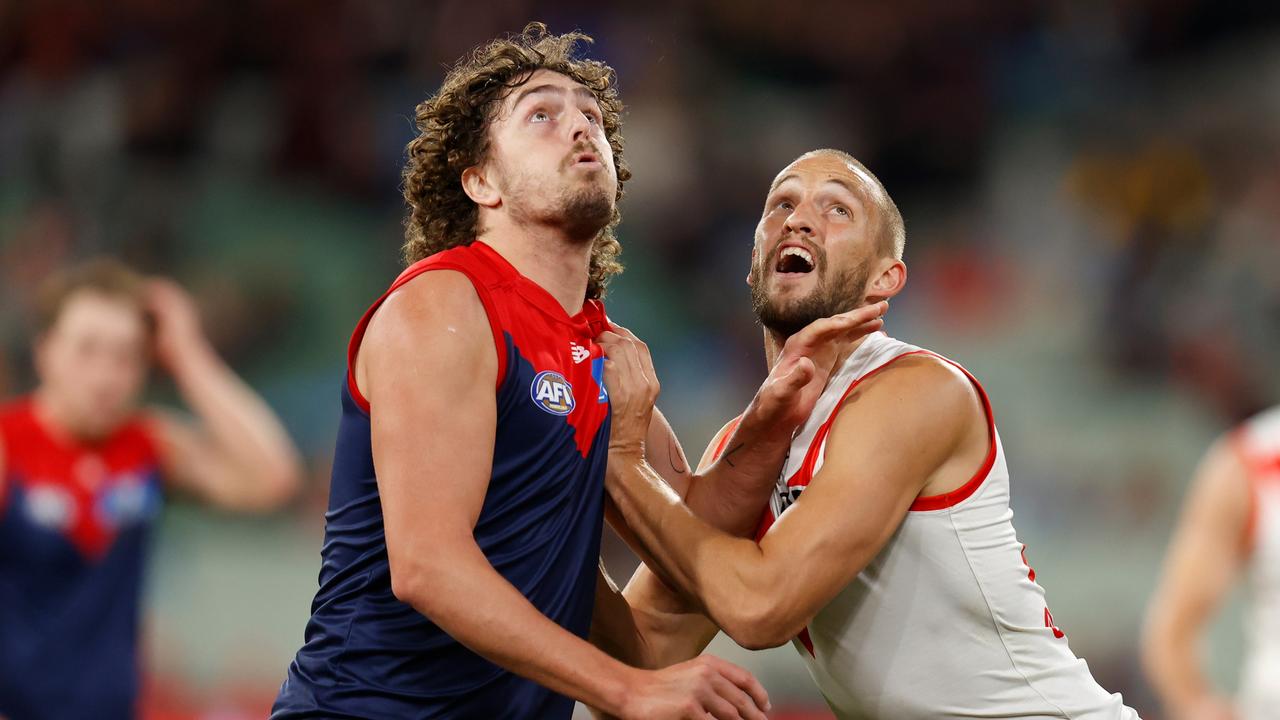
0 258 303 720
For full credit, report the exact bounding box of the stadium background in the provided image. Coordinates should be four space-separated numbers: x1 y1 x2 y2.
2 1 1279 717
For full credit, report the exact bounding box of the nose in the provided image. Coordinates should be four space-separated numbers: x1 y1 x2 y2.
568 111 591 143
784 203 816 236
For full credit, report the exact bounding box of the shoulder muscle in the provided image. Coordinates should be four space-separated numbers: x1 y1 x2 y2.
828 354 982 469
359 269 495 399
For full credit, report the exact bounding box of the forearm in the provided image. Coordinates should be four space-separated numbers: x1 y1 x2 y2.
168 341 300 497
404 546 637 713
603 414 790 665
685 412 792 536
620 566 721 666
607 455 773 641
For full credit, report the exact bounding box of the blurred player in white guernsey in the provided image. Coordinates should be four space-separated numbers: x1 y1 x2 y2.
596 149 1140 719
1143 406 1280 720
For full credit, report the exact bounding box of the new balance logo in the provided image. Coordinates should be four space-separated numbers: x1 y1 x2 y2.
570 343 590 364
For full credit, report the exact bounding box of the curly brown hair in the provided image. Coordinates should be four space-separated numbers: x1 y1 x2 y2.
402 22 630 299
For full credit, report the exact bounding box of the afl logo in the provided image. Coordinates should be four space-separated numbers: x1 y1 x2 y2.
531 370 575 416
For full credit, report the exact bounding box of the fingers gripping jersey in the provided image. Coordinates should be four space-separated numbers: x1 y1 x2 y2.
1234 406 1280 718
715 333 1139 719
0 399 164 720
272 241 612 719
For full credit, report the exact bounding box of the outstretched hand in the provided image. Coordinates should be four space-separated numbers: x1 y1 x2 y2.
749 301 887 433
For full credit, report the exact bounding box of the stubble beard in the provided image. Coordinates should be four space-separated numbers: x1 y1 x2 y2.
501 159 615 245
556 182 614 244
750 254 871 338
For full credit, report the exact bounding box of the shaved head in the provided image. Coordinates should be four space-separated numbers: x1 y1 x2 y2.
749 148 908 340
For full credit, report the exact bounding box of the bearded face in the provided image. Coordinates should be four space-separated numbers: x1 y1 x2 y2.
486 70 619 245
748 152 894 338
749 239 871 338
496 147 614 244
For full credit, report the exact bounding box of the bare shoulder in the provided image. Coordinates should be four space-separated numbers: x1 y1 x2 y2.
844 353 981 423
357 269 493 391
365 269 488 348
824 352 985 473
814 348 983 491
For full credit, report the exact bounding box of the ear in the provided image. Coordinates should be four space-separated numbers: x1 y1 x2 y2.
461 164 501 209
866 259 906 303
746 247 757 287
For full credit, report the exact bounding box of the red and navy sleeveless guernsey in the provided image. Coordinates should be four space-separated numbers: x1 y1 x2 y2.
273 241 613 719
0 398 164 720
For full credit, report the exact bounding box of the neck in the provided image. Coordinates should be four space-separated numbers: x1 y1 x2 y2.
763 326 870 378
479 217 593 315
32 387 94 443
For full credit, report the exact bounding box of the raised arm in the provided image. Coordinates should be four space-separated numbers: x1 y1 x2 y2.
1142 437 1250 720
625 304 888 536
592 305 887 667
359 271 768 720
145 279 302 511
602 349 983 650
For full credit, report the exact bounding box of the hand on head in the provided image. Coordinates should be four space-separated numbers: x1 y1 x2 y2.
144 278 209 371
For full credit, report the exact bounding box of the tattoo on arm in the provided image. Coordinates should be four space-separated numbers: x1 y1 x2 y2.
666 434 688 475
722 443 745 468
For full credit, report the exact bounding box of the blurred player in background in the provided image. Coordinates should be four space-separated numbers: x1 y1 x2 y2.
271 23 885 720
0 258 303 720
596 149 1141 719
1143 407 1280 720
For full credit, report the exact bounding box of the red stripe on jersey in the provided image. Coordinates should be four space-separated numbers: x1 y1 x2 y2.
797 628 816 657
753 349 999 517
1230 429 1280 558
905 352 997 511
0 398 162 558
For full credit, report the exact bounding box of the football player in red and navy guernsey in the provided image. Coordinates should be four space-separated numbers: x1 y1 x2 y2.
0 259 303 720
271 23 885 720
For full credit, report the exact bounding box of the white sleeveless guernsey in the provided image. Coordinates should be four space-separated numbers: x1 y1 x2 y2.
1234 406 1280 718
716 333 1139 719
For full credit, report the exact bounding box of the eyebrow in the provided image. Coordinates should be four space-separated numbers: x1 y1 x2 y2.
511 83 598 110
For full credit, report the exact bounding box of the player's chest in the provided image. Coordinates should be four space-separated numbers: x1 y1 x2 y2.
500 327 610 452
2 450 162 562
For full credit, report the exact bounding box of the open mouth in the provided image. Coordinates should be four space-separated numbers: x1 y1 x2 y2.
573 151 601 166
775 245 815 275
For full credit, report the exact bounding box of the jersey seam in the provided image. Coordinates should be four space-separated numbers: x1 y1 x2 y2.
949 509 1074 719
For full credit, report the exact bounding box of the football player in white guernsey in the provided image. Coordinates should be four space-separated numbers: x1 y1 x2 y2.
595 149 1141 719
1143 406 1280 720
